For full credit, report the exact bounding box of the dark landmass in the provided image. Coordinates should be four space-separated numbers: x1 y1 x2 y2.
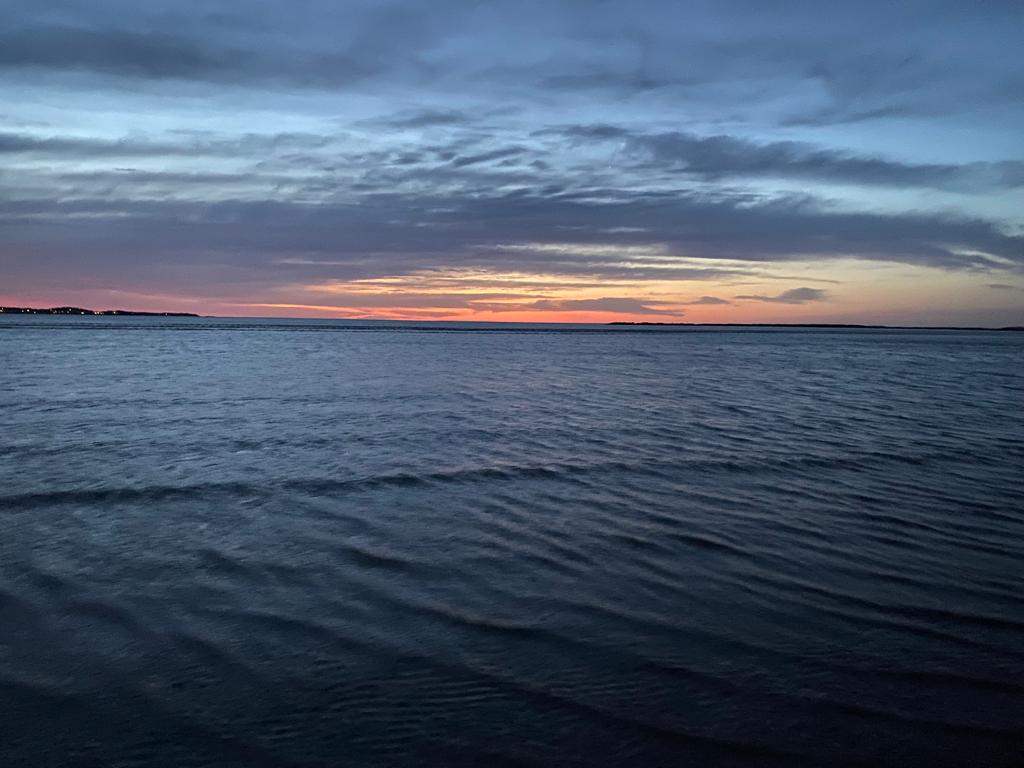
610 322 881 328
610 321 1024 331
0 306 200 317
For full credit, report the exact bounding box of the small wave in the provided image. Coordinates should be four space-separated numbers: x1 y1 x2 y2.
337 538 428 575
0 449 981 510
664 530 740 554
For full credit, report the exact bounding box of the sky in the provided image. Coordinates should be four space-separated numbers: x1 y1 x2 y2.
2 0 1023 324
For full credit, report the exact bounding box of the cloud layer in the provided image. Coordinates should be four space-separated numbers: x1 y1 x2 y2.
1 0 1022 322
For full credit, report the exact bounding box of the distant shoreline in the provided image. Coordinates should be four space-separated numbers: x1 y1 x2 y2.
609 321 1024 331
0 306 201 317
1 307 1020 331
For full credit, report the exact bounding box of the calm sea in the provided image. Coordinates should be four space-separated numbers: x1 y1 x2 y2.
2 317 1022 767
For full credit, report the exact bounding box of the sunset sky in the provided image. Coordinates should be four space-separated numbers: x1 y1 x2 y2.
2 0 1023 324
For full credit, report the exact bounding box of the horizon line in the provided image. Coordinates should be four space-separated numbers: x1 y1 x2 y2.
2 305 1022 332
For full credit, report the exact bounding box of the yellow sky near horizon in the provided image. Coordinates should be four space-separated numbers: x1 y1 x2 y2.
5 258 1022 325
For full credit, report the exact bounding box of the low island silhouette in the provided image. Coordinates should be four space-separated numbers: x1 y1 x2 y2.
609 321 1024 331
0 306 200 317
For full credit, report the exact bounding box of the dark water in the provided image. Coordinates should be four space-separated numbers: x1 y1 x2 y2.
2 317 1023 767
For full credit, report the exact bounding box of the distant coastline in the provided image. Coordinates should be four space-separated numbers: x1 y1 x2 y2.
609 321 1024 331
0 306 200 317
609 321 879 328
1 307 1020 330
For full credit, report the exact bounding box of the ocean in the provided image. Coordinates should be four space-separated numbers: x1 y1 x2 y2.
2 317 1022 766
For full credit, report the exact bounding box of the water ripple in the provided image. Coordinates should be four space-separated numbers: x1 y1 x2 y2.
2 320 1022 766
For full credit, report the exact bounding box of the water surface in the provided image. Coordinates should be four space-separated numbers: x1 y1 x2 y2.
2 317 1023 766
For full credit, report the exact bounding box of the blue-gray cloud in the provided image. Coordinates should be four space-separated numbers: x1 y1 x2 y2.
480 297 680 315
370 110 475 129
735 288 829 304
0 25 235 80
553 125 1024 190
684 296 731 305
4 189 1020 285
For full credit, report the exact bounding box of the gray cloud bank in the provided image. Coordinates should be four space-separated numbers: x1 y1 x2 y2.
1 0 1022 313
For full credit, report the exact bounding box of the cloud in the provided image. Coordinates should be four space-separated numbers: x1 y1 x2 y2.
451 147 528 168
545 124 630 142
553 125 1024 190
684 296 731 305
0 131 332 158
0 25 234 80
0 0 1019 126
735 287 829 304
371 109 474 129
539 72 673 95
3 187 1021 292
782 104 927 128
0 5 446 88
479 297 681 315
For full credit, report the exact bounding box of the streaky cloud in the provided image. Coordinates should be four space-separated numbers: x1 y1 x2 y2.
735 287 829 304
684 296 731 305
552 124 1024 191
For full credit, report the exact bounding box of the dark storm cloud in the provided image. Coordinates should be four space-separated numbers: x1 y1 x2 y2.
735 288 829 304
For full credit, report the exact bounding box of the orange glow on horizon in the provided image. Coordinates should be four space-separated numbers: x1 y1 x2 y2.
4 258 1022 326
214 301 828 324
